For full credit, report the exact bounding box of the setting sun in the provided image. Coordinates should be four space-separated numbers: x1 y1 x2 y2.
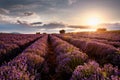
87 17 101 26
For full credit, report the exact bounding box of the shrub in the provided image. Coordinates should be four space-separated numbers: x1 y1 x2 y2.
59 29 65 34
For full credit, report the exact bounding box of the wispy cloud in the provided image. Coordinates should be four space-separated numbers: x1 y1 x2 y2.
0 14 18 24
0 12 42 24
0 8 10 14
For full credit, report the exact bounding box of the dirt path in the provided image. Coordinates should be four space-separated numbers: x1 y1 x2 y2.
41 35 57 80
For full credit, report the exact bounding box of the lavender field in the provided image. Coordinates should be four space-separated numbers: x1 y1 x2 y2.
0 31 120 80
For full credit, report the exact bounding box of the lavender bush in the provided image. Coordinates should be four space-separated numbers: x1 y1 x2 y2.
0 35 48 80
50 35 88 80
70 61 120 80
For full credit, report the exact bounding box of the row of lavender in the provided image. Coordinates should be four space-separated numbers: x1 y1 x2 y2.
56 34 120 67
50 35 120 80
66 31 120 41
0 35 48 80
75 36 120 50
0 34 42 65
80 37 120 49
50 35 88 80
64 32 120 50
63 34 120 49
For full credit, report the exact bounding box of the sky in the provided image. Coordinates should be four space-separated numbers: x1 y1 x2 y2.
0 0 120 33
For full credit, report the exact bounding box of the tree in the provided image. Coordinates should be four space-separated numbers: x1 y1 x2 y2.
36 32 40 34
59 29 65 34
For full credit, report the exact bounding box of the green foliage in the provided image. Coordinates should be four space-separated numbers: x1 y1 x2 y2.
66 57 84 72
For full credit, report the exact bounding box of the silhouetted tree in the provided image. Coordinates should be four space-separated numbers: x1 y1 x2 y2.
43 33 47 34
36 32 40 34
59 29 65 34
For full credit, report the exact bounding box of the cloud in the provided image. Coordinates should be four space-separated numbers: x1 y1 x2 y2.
0 0 68 14
18 12 42 23
0 0 72 24
30 22 42 26
10 4 42 11
24 12 34 16
35 22 89 30
0 8 10 14
17 20 43 27
35 22 120 31
68 25 90 29
99 23 120 30
0 14 18 24
0 12 42 25
68 0 77 5
16 20 32 26
37 22 66 29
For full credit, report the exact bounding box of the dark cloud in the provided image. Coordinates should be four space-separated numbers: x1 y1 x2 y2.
17 20 42 27
34 22 120 30
24 12 34 16
31 22 42 25
17 20 27 24
17 20 31 26
0 0 120 15
0 0 69 13
36 22 90 30
68 25 89 29
38 22 66 29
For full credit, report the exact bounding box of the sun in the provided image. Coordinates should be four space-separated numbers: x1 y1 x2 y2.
87 17 101 26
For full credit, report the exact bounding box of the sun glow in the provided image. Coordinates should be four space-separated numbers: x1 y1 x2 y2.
87 17 101 26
